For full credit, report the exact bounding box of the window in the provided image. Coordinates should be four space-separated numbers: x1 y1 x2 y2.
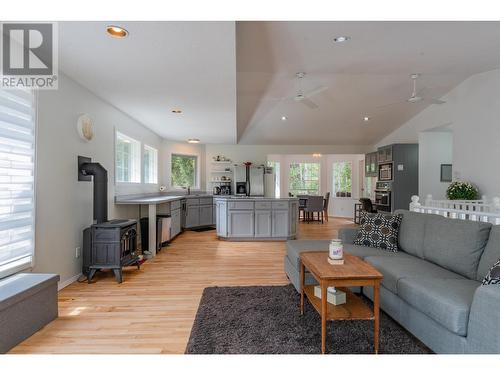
0 88 36 278
332 162 352 197
289 163 320 196
143 145 158 184
267 160 280 198
171 154 197 188
115 132 140 183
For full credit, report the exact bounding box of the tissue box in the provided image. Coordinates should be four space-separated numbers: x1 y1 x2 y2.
313 286 346 305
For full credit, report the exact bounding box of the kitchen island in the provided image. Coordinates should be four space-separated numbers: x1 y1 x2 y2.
214 196 299 241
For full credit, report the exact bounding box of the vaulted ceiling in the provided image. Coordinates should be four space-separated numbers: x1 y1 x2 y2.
59 21 500 145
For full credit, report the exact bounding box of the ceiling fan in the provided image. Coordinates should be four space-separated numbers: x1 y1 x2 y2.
268 72 328 109
376 73 446 110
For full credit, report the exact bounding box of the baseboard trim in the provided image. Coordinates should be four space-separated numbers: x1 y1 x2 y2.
58 273 81 291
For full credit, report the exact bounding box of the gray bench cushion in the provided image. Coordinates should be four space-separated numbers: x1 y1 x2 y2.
422 215 491 279
0 273 59 312
477 225 500 282
398 278 480 336
395 209 426 258
365 255 464 294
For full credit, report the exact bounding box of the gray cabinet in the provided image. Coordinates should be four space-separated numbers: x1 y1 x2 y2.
184 197 214 228
171 208 181 238
185 205 200 228
216 200 227 237
199 205 213 226
228 210 254 237
365 152 378 177
272 210 289 237
377 146 393 163
255 210 272 237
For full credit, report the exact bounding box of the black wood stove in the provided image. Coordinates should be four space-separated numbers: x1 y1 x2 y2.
83 219 140 283
79 156 140 283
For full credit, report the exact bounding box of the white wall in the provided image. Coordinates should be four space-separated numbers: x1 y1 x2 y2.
35 72 163 286
375 69 500 199
418 131 453 199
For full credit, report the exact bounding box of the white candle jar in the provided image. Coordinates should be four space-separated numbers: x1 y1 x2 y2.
329 239 343 260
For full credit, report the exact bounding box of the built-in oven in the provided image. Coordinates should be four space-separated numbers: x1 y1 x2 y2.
374 182 392 212
378 162 393 181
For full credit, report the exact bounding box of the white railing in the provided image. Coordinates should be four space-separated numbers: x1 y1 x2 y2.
423 194 500 213
410 195 500 225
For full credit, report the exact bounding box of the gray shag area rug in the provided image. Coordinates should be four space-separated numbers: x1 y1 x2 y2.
186 284 432 354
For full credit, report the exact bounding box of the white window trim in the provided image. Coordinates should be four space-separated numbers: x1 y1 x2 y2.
287 161 321 196
143 144 158 185
115 130 141 184
332 161 353 197
170 153 200 190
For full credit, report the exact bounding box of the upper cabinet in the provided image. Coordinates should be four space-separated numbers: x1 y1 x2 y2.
377 145 393 163
365 152 378 177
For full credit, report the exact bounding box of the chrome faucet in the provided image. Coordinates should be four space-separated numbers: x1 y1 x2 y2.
184 186 191 195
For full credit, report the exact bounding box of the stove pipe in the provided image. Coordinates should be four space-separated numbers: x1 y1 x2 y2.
81 162 108 223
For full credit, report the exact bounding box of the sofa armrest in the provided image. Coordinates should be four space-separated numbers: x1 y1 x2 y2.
466 285 500 353
338 227 359 244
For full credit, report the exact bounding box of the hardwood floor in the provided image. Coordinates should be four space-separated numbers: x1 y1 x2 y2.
10 217 356 354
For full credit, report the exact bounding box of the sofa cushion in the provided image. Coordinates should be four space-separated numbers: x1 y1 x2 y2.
394 209 427 258
398 278 480 336
365 255 464 294
343 243 411 260
354 212 402 252
477 225 500 282
422 214 491 279
286 240 407 272
286 240 331 271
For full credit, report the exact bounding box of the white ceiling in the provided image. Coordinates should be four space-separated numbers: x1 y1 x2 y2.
58 22 237 144
59 21 500 146
236 21 500 145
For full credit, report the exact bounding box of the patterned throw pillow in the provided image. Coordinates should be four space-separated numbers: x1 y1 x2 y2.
482 258 500 285
354 212 402 252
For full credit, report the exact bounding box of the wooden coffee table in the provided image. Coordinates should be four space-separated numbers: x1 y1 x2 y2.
300 251 383 354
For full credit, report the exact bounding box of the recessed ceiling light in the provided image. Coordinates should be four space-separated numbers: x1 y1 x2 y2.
281 116 287 121
363 116 370 122
187 138 200 144
106 25 129 38
312 153 322 158
333 36 351 43
172 109 182 114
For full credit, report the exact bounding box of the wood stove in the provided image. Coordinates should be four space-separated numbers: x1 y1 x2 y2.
83 219 140 283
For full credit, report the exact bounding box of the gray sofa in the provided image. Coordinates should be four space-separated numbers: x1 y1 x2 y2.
284 209 500 354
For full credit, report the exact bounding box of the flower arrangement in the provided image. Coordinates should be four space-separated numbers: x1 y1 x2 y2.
446 181 479 200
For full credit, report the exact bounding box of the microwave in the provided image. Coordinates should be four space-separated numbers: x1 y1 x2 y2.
378 163 393 181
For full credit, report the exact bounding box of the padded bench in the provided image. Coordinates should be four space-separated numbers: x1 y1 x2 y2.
0 273 59 353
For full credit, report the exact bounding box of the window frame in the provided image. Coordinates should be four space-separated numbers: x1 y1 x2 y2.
143 144 158 184
0 88 37 279
288 162 321 196
170 153 199 190
332 161 353 198
115 131 141 184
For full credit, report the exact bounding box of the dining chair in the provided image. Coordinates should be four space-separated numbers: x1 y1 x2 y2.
304 195 325 223
359 198 377 213
297 195 308 221
323 192 330 222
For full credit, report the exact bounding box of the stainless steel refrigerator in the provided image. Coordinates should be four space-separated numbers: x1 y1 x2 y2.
233 165 265 196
